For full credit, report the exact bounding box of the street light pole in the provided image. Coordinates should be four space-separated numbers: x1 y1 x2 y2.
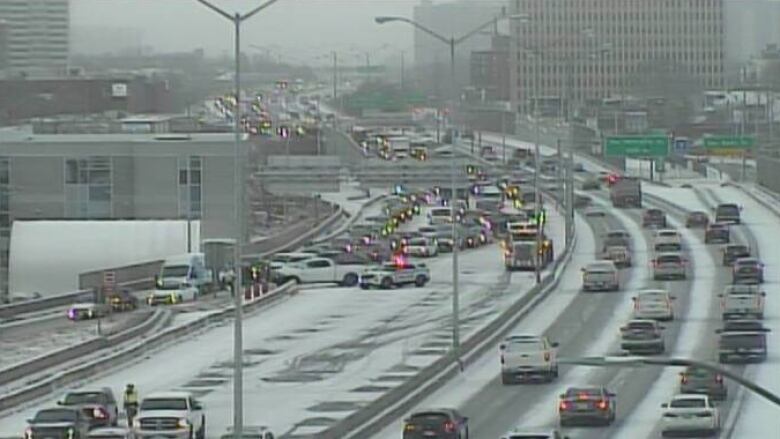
447 35 461 352
193 3 280 439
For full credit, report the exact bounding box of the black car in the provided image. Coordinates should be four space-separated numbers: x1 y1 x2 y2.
642 209 667 228
722 244 750 266
732 258 765 284
704 222 730 244
403 409 469 439
685 211 710 228
26 408 91 439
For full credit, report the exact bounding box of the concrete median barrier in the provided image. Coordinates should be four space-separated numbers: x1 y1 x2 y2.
0 281 296 414
320 215 578 439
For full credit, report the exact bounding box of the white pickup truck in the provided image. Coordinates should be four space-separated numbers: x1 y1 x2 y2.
274 257 365 286
499 334 559 383
359 262 430 289
134 391 205 439
719 284 765 320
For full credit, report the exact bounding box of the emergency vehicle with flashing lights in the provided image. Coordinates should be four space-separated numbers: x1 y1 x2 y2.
358 257 430 289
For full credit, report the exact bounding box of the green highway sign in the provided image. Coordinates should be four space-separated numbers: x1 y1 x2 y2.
703 136 755 150
604 135 669 157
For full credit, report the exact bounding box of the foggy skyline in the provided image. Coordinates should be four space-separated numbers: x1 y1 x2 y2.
70 0 490 62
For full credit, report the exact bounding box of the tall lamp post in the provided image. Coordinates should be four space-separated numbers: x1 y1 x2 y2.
375 12 527 353
193 1 280 438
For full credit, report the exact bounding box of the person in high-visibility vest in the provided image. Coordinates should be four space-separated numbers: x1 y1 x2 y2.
123 384 139 427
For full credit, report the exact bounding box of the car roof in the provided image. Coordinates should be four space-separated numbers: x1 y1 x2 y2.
88 428 130 435
144 391 193 399
628 319 657 325
65 387 112 394
734 257 759 264
655 252 683 258
587 261 615 268
505 334 544 342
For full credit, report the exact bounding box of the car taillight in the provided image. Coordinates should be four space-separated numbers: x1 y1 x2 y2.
93 407 107 419
404 423 415 432
544 351 551 362
597 400 609 410
443 421 455 432
559 401 570 411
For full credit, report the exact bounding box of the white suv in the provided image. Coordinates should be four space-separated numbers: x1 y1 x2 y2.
499 334 559 384
661 394 720 437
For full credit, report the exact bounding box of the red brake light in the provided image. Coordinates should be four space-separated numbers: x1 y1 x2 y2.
443 421 455 432
597 400 609 410
92 407 107 419
559 401 570 411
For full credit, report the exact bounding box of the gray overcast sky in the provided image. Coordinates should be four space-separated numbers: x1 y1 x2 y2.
71 0 462 62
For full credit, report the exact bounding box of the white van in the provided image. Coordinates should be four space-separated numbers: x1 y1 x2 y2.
149 253 213 305
428 207 453 225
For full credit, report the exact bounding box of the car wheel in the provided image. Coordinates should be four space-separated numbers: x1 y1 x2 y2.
359 284 369 290
414 275 427 287
341 273 358 287
381 277 393 289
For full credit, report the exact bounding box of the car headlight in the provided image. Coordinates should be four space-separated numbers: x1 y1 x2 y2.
177 418 190 429
67 427 75 439
133 418 141 428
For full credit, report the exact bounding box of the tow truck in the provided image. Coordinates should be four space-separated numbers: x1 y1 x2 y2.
503 227 554 270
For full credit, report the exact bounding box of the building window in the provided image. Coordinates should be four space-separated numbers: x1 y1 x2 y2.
0 158 9 238
178 156 202 218
64 157 112 218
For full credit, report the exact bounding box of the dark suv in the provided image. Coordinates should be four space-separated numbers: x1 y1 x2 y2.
642 209 667 228
716 320 771 364
715 203 741 224
403 409 469 439
722 244 750 266
679 366 728 401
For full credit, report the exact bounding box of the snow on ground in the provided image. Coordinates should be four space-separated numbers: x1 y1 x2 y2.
713 185 780 437
609 199 717 438
0 203 566 438
317 181 379 218
372 212 595 439
508 193 653 428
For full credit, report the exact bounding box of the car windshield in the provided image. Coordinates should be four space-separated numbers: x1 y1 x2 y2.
717 204 739 215
505 340 543 352
670 398 706 408
408 412 449 427
727 246 748 254
139 398 187 410
63 392 108 405
639 293 666 302
657 255 682 264
626 322 654 330
431 209 451 217
34 409 77 423
721 334 765 348
160 265 189 278
565 388 601 398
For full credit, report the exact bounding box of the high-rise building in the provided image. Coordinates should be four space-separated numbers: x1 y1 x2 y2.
724 0 780 72
0 0 69 75
470 34 510 101
510 0 725 115
413 0 502 98
0 20 8 71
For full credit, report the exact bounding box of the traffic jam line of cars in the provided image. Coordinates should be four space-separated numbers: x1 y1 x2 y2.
395 167 772 439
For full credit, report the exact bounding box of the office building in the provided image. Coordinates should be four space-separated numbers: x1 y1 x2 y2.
413 0 501 98
0 20 8 70
510 0 725 115
0 128 249 296
0 0 69 74
724 0 780 71
470 34 510 101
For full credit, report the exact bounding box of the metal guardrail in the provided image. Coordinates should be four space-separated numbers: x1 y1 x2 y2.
0 281 297 414
321 203 578 439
